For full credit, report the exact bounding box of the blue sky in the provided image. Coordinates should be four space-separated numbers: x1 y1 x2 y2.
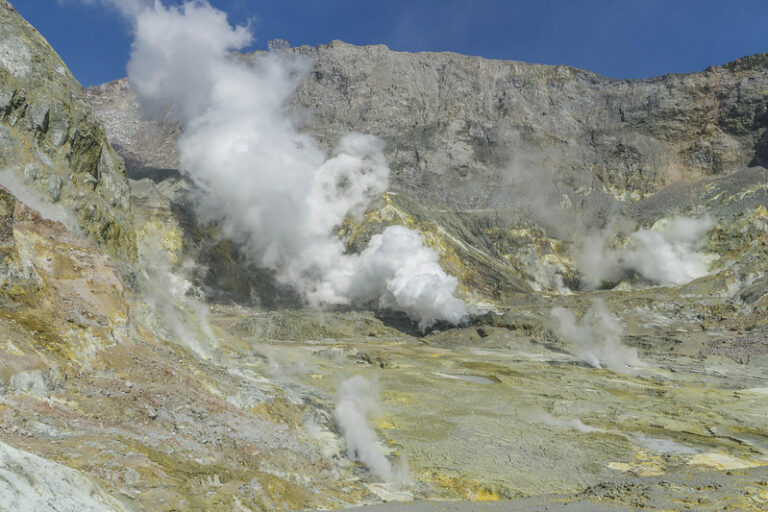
11 0 768 87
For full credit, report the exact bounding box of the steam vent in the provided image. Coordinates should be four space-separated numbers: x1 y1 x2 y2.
1 1 768 510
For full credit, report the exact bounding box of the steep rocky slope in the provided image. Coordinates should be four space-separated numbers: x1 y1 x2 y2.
0 1 135 270
0 186 382 510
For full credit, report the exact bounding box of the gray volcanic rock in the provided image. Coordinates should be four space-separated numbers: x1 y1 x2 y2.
89 42 768 210
288 43 768 209
86 78 181 182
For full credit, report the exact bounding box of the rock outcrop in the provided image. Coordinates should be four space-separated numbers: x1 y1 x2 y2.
290 43 768 208
0 1 135 271
0 189 376 511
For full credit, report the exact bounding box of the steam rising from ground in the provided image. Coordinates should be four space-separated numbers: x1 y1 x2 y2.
532 411 605 433
343 226 468 330
0 169 77 230
137 233 215 359
550 299 641 373
334 376 404 481
576 216 715 289
500 149 714 292
123 1 466 329
621 216 715 284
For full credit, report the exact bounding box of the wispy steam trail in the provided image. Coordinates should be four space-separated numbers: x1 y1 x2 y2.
550 299 641 373
334 376 396 481
120 1 467 328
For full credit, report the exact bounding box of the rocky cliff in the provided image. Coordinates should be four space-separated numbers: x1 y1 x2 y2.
0 0 135 272
92 41 768 208
290 43 768 208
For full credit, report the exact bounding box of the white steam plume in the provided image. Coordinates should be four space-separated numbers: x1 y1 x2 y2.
334 376 399 481
574 228 624 289
340 226 469 331
550 299 641 373
576 216 714 289
620 216 715 284
497 149 714 291
123 1 466 329
138 233 215 359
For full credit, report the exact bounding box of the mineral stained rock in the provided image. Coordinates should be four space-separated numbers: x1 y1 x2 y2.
0 0 135 272
1 1 768 511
